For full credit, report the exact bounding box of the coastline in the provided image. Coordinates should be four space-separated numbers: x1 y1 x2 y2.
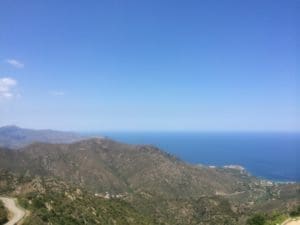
99 132 300 183
205 164 299 184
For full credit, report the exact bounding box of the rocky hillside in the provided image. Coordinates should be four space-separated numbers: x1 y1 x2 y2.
0 137 299 225
0 170 157 225
0 138 262 198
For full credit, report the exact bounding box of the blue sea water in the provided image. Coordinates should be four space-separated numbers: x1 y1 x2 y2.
92 132 300 182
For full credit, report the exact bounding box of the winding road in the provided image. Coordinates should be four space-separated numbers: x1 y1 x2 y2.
0 197 26 225
282 218 300 225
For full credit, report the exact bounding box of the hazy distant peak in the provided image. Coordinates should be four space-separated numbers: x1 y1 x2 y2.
0 125 88 149
0 125 19 130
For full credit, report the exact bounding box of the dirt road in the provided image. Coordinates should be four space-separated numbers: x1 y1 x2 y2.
282 218 300 225
0 197 26 225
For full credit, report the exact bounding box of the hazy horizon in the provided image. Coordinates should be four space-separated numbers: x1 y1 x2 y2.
2 124 300 134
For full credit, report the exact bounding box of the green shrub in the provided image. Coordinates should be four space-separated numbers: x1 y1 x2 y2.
290 206 300 217
0 201 8 224
247 214 266 225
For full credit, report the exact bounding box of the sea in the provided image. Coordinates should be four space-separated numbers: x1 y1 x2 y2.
90 132 300 182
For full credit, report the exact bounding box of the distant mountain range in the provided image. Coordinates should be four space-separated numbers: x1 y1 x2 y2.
0 125 89 149
0 126 299 225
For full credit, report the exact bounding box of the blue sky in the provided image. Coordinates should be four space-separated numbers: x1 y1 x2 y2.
0 0 299 131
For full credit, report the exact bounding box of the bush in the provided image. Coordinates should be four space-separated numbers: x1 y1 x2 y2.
0 201 8 224
290 206 300 217
247 214 266 225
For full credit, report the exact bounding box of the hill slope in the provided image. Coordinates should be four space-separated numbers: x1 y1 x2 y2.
0 137 299 225
0 138 262 197
0 170 157 225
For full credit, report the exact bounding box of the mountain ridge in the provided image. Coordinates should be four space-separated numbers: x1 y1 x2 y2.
0 138 285 197
0 125 95 149
0 127 299 225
